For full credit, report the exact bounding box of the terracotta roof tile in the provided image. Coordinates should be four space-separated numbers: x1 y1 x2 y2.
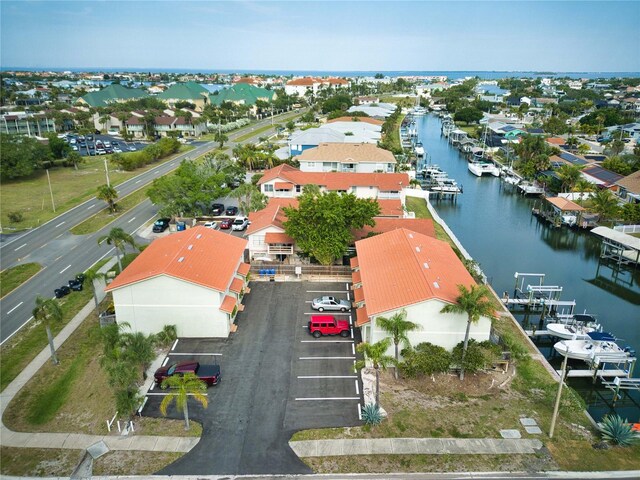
353 287 365 303
375 199 404 217
237 263 250 276
350 257 359 269
327 116 384 126
546 137 565 145
296 143 396 164
246 198 298 235
353 218 436 241
219 295 237 314
352 270 362 285
229 277 244 293
545 197 585 211
274 182 294 190
264 232 294 243
286 77 319 86
106 227 247 292
356 306 369 327
355 229 476 318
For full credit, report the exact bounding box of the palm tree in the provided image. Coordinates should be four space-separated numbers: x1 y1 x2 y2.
214 131 228 148
82 268 106 310
121 331 156 380
96 184 118 213
590 188 620 223
99 114 110 133
557 164 582 193
573 179 594 205
356 338 393 407
32 296 63 365
97 227 137 272
376 310 420 379
160 373 208 431
440 284 498 380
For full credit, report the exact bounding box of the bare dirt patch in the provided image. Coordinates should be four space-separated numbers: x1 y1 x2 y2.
92 450 182 476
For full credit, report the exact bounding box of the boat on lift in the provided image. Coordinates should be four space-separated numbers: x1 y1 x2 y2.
414 142 425 158
468 160 500 177
553 331 635 362
546 322 601 340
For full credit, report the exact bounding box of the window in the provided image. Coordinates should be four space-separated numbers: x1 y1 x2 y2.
296 185 302 193
253 236 265 246
307 162 315 168
264 184 274 192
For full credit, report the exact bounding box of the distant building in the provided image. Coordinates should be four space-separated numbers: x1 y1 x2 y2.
77 84 149 108
285 77 322 96
209 83 276 107
296 143 396 173
157 82 210 112
1 112 56 137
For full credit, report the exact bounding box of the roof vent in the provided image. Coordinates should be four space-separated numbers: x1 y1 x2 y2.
188 245 193 250
433 281 440 289
408 233 414 238
415 246 421 253
196 234 202 239
178 256 185 263
423 262 429 269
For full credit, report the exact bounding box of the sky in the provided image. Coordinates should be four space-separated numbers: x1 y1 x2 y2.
1 1 639 72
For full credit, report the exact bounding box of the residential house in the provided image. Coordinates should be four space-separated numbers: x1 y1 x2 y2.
348 103 397 119
1 112 56 137
296 143 396 173
154 115 207 138
326 116 384 127
581 165 624 188
288 129 346 156
77 84 149 108
351 228 492 352
105 227 250 338
209 83 276 109
319 121 382 143
258 164 408 199
615 171 640 204
284 77 322 97
157 82 210 112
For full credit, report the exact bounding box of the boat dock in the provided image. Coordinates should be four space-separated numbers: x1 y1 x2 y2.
601 377 640 402
561 369 631 379
503 273 576 313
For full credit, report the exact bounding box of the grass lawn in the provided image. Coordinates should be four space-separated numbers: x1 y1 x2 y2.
405 196 454 244
233 123 281 143
92 451 183 476
0 257 110 392
1 147 191 232
455 123 480 138
0 447 83 477
0 263 42 298
69 185 152 235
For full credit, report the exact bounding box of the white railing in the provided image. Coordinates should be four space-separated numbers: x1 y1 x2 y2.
267 245 294 254
614 225 640 234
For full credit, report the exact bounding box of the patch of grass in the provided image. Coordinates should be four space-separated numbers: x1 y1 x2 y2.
135 416 202 438
0 447 83 477
547 441 640 471
92 451 183 476
1 149 191 232
291 427 346 441
405 196 452 243
234 123 278 143
70 185 151 235
26 356 83 424
0 263 42 298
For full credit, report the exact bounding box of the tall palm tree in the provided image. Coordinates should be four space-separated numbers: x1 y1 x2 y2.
376 310 420 379
121 331 156 380
32 296 63 365
160 373 208 431
557 164 582 193
590 188 620 223
356 338 393 407
97 227 137 272
83 268 107 310
440 284 498 380
96 184 118 213
573 179 594 205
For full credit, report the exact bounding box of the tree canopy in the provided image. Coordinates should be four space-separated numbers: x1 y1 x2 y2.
1 133 51 180
283 190 380 265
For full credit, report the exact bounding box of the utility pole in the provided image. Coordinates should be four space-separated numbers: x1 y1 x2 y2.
46 169 56 212
104 157 111 187
549 351 569 438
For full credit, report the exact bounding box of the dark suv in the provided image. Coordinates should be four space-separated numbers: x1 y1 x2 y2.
152 218 170 233
211 204 225 216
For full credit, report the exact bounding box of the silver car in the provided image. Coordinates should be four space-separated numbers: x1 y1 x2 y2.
311 296 351 312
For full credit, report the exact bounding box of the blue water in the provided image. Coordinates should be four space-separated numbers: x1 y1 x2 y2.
6 67 640 80
416 114 640 422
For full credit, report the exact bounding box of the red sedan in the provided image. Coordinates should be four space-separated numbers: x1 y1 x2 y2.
220 218 233 229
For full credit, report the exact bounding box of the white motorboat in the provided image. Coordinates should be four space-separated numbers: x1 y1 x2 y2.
546 323 599 340
431 178 462 194
422 164 444 178
468 161 500 177
553 332 634 362
412 106 427 116
414 142 425 158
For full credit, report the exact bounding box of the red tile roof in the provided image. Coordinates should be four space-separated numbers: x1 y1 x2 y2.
327 116 384 126
219 295 237 314
352 218 436 241
546 137 565 145
350 257 359 269
274 182 293 190
237 263 250 276
258 165 408 192
545 197 585 211
376 199 404 217
356 306 369 327
352 270 362 285
106 227 248 292
229 277 244 293
354 228 476 319
353 287 364 303
265 232 294 244
246 198 298 235
287 77 319 86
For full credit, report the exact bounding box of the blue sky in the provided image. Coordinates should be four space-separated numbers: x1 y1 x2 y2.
1 1 639 71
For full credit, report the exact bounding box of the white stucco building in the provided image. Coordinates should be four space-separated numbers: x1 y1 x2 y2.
105 227 250 338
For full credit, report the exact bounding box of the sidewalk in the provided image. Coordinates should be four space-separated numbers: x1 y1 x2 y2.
0 257 199 454
289 437 544 457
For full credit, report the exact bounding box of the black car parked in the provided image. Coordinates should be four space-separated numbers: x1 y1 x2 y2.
225 206 239 216
54 285 71 298
153 218 171 233
211 204 225 215
68 279 83 291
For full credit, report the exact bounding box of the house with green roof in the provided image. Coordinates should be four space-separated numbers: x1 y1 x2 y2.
209 83 276 109
157 82 210 112
77 84 148 108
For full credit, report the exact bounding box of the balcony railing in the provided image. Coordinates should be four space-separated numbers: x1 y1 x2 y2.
267 245 294 254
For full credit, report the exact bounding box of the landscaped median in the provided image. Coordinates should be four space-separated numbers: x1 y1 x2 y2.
1 263 42 298
288 195 640 474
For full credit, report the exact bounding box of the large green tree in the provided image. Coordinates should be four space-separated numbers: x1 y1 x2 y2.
376 310 420 380
283 191 380 265
96 184 118 213
440 284 498 381
0 133 51 180
229 183 267 214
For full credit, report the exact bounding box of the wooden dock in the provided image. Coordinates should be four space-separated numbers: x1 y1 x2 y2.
525 329 551 337
560 369 630 378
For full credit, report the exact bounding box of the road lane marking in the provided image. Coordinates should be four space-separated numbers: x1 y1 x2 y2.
59 265 72 274
55 221 66 228
300 340 353 343
127 217 136 223
306 290 350 293
170 163 176 166
147 392 208 397
171 339 178 351
14 243 27 251
55 233 63 239
54 255 63 262
87 204 96 210
355 380 360 395
295 397 359 401
135 180 142 184
6 302 24 315
299 356 356 360
297 375 357 379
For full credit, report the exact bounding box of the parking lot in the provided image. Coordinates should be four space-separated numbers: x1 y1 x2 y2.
141 281 362 475
65 133 148 156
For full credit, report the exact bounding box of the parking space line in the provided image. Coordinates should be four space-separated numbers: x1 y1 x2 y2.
355 380 359 395
171 339 178 351
295 397 360 401
162 357 169 367
138 397 148 415
347 292 350 301
298 375 358 379
299 356 356 360
357 403 362 420
349 315 352 326
351 328 354 339
306 290 350 293
167 353 222 356
345 283 349 290
303 312 350 316
147 392 209 397
300 340 353 343
150 382 155 391
351 344 355 355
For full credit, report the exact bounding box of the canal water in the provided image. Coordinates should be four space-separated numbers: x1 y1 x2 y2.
415 114 640 422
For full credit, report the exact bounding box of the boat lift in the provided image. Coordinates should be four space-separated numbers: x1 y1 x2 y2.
503 272 576 315
600 376 640 403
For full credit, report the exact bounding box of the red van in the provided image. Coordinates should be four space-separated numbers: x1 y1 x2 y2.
308 315 350 338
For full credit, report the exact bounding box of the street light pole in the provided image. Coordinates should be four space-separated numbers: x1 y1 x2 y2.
46 169 56 212
549 351 569 438
104 157 111 187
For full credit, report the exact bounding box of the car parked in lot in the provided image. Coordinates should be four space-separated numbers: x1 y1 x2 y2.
54 285 71 298
311 296 351 312
96 148 107 155
211 203 225 215
308 315 350 338
113 146 122 153
232 217 249 231
152 218 171 232
128 145 137 151
220 218 233 229
154 360 221 387
203 221 219 229
226 206 239 216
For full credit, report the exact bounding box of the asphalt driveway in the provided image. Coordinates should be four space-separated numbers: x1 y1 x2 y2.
142 281 362 475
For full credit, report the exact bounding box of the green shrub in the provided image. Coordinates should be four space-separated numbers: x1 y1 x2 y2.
598 414 640 446
155 325 177 348
451 339 496 374
399 342 451 377
7 211 24 223
361 403 383 425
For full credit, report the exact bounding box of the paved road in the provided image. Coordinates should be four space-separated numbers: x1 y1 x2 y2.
0 110 302 344
142 282 362 475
